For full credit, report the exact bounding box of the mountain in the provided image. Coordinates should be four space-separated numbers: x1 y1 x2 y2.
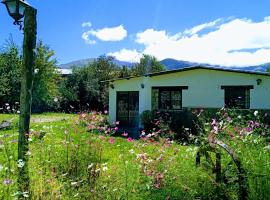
160 58 270 72
59 58 270 72
59 58 135 69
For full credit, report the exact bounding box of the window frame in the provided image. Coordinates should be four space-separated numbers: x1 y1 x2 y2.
221 85 254 109
152 86 188 111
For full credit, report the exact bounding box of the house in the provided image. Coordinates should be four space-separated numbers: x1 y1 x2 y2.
106 66 270 128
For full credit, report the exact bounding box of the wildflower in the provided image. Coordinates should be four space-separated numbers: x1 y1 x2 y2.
17 110 20 114
115 121 120 125
71 182 78 186
227 117 232 123
122 131 128 137
129 149 135 154
102 166 108 171
22 192 29 198
211 119 217 126
109 138 115 144
104 110 108 114
0 164 3 171
141 130 145 136
54 97 58 102
3 179 12 185
254 110 258 116
18 159 25 168
127 137 133 142
88 163 94 169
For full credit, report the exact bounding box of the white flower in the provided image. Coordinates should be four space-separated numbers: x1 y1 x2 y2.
18 159 25 168
54 97 58 102
28 138 32 142
71 182 78 186
0 164 3 171
23 192 29 198
88 163 94 169
254 110 259 116
102 166 108 171
129 149 135 154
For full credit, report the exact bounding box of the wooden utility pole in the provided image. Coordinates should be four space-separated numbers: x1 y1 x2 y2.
17 6 37 196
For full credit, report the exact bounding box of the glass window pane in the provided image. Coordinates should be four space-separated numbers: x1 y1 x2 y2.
160 90 171 110
152 89 159 110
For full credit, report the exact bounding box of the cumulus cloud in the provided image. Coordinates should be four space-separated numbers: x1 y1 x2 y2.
82 24 127 45
108 49 142 62
82 31 96 45
135 17 270 66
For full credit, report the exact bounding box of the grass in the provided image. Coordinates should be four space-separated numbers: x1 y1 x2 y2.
0 112 269 199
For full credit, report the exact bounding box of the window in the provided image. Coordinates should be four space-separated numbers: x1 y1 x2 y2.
152 86 188 110
221 86 254 109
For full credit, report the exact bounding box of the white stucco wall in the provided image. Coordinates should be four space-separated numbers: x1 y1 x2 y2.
108 69 270 123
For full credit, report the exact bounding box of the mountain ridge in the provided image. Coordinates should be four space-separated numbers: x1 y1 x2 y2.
58 58 270 72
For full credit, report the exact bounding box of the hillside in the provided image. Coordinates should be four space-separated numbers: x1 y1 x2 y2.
59 58 270 72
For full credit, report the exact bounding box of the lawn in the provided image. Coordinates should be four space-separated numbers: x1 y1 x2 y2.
0 112 269 199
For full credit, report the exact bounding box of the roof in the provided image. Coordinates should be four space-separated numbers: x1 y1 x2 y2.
103 66 270 82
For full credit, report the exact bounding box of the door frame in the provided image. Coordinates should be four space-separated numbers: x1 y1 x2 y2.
116 91 139 127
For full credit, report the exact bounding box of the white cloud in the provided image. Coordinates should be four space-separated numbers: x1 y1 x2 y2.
82 22 92 28
90 25 127 42
108 49 142 62
131 17 270 66
82 24 127 45
82 31 96 45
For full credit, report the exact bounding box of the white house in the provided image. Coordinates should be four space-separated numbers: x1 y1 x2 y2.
107 66 270 128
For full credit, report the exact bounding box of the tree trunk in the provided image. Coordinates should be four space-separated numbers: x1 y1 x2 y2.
17 6 37 197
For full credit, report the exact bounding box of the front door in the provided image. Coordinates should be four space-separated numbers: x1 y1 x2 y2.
117 91 139 127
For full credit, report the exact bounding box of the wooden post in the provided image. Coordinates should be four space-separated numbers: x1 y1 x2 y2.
17 6 37 196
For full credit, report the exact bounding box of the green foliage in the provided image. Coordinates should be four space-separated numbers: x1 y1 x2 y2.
132 54 166 76
0 39 21 106
32 41 61 112
0 112 270 199
0 39 61 113
60 55 121 110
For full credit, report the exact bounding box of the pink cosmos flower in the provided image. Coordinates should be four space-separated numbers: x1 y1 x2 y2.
109 138 115 144
127 137 133 142
122 132 128 137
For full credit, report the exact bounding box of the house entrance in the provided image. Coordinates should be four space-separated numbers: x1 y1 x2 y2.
117 91 139 127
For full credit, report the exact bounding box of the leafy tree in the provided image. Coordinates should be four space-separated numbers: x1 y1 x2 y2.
0 40 21 107
118 65 132 78
60 55 120 111
31 41 61 112
131 54 166 76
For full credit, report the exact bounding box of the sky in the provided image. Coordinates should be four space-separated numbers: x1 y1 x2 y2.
1 0 270 67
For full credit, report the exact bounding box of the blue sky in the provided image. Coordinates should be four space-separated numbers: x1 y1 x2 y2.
1 0 270 66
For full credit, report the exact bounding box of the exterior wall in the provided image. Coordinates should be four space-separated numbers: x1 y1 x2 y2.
109 69 270 124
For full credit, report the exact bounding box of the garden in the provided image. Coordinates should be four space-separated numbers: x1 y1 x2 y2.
0 107 269 199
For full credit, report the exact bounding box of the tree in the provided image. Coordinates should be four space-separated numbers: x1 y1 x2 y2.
0 39 22 107
59 55 120 111
131 54 166 76
31 41 61 112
